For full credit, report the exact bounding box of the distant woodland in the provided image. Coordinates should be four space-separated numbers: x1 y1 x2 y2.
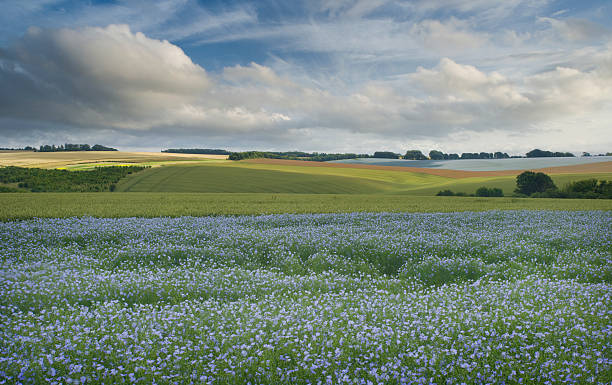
228 151 371 161
38 144 117 152
164 147 597 162
0 144 117 152
162 148 231 155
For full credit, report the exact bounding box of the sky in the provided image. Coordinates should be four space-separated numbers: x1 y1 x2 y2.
0 0 611 154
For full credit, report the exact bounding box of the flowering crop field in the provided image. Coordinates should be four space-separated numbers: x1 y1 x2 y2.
1 211 610 384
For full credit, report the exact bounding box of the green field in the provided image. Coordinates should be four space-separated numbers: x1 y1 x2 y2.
115 162 612 196
115 162 448 193
0 192 610 220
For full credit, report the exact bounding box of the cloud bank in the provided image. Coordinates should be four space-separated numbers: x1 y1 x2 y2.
0 0 611 153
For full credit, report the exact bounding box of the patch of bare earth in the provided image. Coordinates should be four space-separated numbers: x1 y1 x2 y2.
245 159 612 179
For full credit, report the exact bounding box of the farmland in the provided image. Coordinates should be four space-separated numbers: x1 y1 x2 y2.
115 161 612 195
1 193 611 221
0 151 611 384
0 151 226 169
2 151 611 197
1 211 610 384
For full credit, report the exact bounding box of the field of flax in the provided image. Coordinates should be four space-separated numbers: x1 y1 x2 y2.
0 211 610 384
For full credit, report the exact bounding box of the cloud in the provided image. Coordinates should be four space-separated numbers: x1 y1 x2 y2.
538 17 610 42
1 24 611 154
406 56 612 136
410 18 488 52
412 58 529 107
0 24 291 133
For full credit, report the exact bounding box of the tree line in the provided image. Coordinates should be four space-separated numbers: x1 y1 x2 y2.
161 147 610 162
525 149 574 158
405 150 511 160
1 144 117 152
162 148 231 155
37 144 117 152
0 166 147 192
228 151 370 162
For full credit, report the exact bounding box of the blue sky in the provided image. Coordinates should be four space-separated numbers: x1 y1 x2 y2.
0 0 611 154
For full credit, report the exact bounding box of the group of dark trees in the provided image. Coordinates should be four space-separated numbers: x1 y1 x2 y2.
437 187 504 197
162 148 231 155
515 171 611 198
0 166 147 192
0 146 36 151
372 151 401 159
166 147 605 162
404 150 511 160
525 149 574 158
228 151 370 162
403 150 428 160
37 144 117 152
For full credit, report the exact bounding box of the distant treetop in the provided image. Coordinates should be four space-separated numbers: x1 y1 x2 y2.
525 149 574 158
372 151 401 159
38 144 117 152
162 148 231 155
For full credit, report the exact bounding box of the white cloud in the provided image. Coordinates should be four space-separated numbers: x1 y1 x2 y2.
538 17 610 42
410 57 612 125
410 18 488 52
1 24 611 154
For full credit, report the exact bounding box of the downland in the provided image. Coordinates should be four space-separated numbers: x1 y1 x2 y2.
0 151 611 219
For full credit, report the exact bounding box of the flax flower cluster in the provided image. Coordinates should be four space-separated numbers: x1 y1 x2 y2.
1 211 610 384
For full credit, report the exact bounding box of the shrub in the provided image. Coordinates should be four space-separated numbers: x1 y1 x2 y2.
436 189 455 196
0 185 21 193
475 187 503 197
515 171 557 196
563 179 612 199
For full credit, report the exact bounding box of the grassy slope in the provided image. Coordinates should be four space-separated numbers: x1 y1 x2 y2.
1 193 610 220
116 162 612 195
115 163 449 193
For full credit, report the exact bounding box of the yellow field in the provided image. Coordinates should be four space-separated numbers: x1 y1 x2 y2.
0 151 227 169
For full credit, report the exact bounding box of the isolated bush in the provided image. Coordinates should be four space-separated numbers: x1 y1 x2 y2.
475 187 503 197
436 189 455 196
515 171 557 196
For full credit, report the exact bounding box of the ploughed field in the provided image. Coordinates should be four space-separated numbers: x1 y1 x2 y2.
1 211 610 384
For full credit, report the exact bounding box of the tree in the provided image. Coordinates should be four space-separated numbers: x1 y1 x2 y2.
563 179 612 199
429 150 445 160
373 151 400 159
404 150 427 160
460 152 478 159
436 189 455 196
515 171 557 196
526 149 574 158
